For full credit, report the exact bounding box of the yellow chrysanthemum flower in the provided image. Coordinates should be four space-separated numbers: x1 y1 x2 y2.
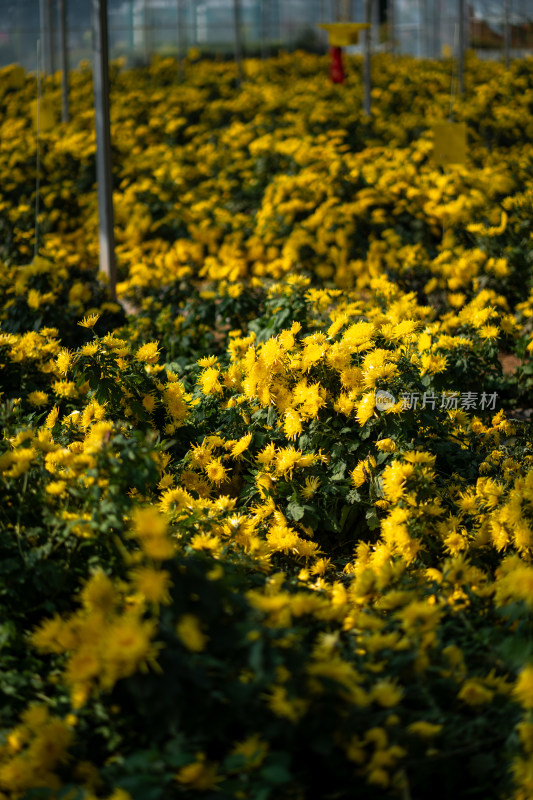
176 614 209 653
78 313 101 329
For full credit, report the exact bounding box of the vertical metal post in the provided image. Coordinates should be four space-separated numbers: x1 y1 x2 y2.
260 0 267 59
128 0 134 64
144 0 150 65
34 40 42 260
47 0 55 74
177 0 186 78
92 0 117 300
417 0 423 57
39 0 49 73
191 0 197 45
371 0 378 51
464 0 470 50
458 0 465 95
233 0 244 85
504 0 511 67
58 0 69 122
15 3 22 66
423 0 431 58
388 0 396 54
433 0 441 58
363 0 371 115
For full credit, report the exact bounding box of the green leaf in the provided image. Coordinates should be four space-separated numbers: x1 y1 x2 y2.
0 621 16 648
331 460 346 481
365 508 380 531
345 489 360 503
287 502 305 521
249 640 264 675
260 763 291 785
497 635 533 668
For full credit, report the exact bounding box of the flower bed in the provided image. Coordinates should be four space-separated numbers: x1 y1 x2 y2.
0 52 533 799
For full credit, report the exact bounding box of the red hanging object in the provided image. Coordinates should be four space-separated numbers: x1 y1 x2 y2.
329 46 345 84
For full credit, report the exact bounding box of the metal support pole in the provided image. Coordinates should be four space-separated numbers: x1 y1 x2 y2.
233 0 244 86
418 0 423 57
58 0 69 122
464 0 470 50
388 0 396 53
48 0 55 73
39 0 49 73
433 0 441 58
177 0 186 78
92 0 117 300
519 0 526 50
423 0 430 58
458 0 465 95
144 0 150 65
363 0 371 115
128 0 134 63
15 4 22 65
371 0 379 51
504 0 511 67
260 0 267 59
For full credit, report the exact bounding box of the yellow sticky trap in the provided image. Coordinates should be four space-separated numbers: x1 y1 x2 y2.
432 122 467 166
30 98 57 133
318 23 371 47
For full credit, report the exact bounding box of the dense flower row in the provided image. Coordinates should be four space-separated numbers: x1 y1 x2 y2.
0 53 532 800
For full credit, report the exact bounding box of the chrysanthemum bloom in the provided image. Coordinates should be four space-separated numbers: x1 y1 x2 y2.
44 406 59 429
80 569 117 614
100 614 160 689
229 432 253 457
356 392 376 426
301 476 320 500
56 349 73 375
371 679 404 708
174 755 220 790
376 438 397 453
45 480 67 497
159 486 195 514
176 614 209 652
274 446 302 478
284 408 303 439
27 390 48 407
65 648 100 687
80 342 99 356
142 393 157 413
231 734 269 768
205 457 229 485
78 313 101 329
132 506 175 560
351 456 377 487
266 524 300 554
514 666 533 709
458 678 494 706
382 461 414 502
407 721 443 739
135 341 160 364
130 567 172 605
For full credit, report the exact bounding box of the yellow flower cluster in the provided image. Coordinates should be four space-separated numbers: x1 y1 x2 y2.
1 51 533 800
